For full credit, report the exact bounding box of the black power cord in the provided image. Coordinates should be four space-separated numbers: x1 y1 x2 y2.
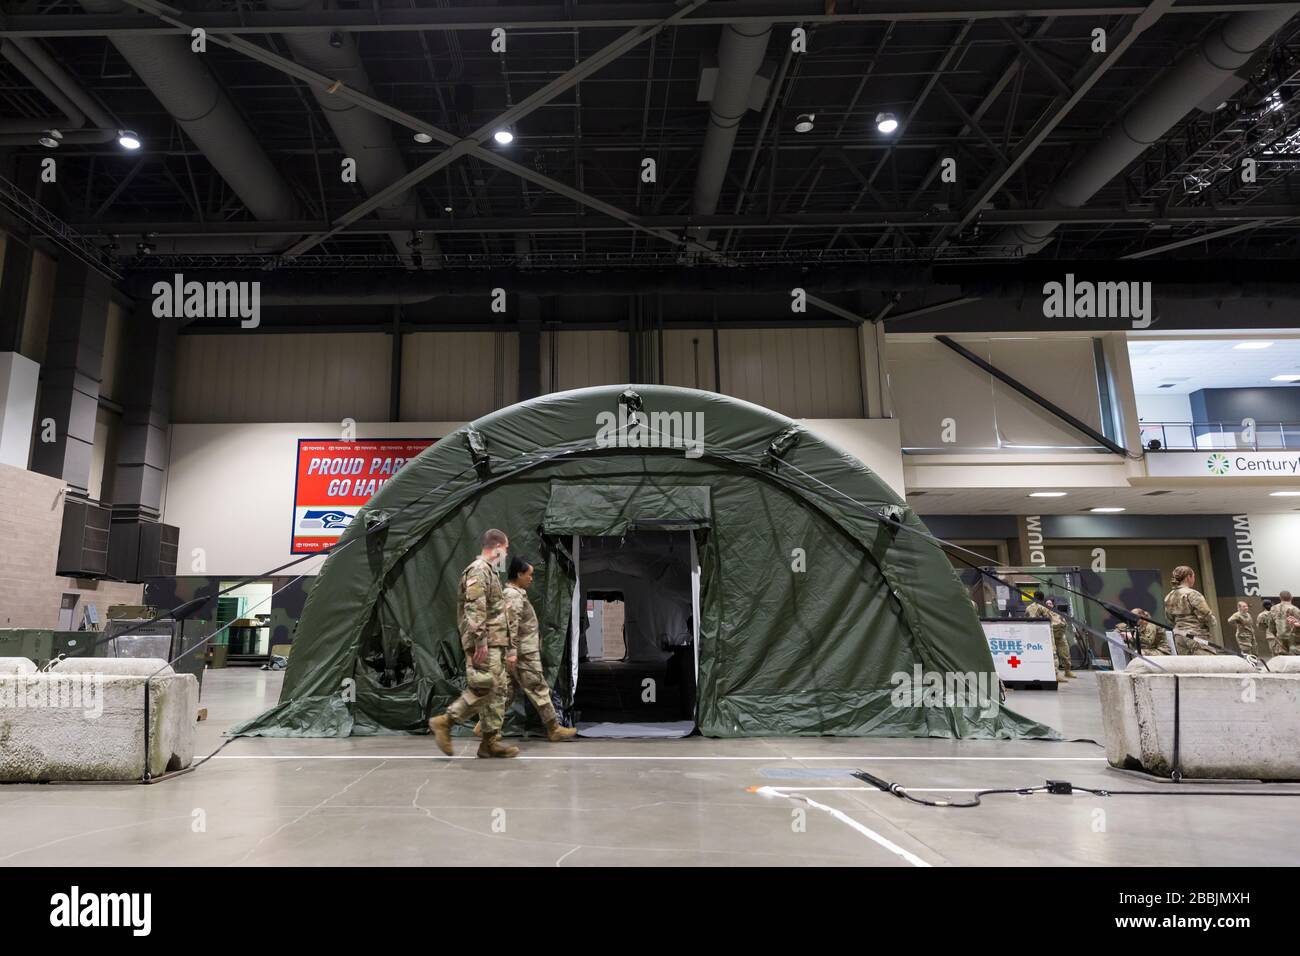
852 770 1300 806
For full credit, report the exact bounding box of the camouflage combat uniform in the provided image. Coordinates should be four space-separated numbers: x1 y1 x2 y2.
1269 600 1300 654
443 556 510 734
1026 602 1071 675
1258 609 1282 656
1163 585 1218 656
1127 619 1168 655
1226 609 1257 655
486 582 561 729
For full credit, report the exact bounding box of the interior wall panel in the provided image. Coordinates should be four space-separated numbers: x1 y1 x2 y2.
543 330 627 393
889 337 1102 450
401 331 517 421
174 333 390 423
717 327 862 418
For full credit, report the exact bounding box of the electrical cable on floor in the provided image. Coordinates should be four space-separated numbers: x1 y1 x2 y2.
851 770 1300 806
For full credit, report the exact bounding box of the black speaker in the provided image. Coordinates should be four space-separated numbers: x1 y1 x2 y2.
109 520 180 582
139 521 179 578
56 499 111 577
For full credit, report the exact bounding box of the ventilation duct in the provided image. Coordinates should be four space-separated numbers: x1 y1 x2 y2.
266 0 440 266
77 0 300 226
997 7 1299 255
690 23 772 241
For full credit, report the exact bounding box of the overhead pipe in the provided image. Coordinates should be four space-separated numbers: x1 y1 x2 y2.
997 6 1300 254
0 38 118 142
690 22 772 241
76 0 301 226
265 0 440 267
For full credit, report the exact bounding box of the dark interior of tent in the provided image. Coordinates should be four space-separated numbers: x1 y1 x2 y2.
568 531 698 737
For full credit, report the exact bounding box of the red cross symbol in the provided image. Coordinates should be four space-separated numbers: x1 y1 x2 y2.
1007 656 1021 668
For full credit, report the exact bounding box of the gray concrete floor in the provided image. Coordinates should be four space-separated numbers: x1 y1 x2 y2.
2 669 1298 866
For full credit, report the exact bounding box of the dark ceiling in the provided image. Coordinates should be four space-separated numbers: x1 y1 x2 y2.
1 0 1299 279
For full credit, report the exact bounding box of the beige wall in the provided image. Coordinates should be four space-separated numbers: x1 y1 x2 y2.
174 332 393 423
163 416 904 576
888 335 1104 450
162 421 468 576
719 327 863 418
403 331 518 419
0 462 142 628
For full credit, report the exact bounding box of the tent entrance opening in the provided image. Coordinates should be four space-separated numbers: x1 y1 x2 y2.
568 531 698 731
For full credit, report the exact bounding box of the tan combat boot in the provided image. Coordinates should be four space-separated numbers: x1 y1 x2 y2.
472 720 482 737
546 720 577 742
477 732 519 758
428 714 454 755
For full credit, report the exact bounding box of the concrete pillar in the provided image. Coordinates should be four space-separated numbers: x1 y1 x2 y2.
110 303 174 520
30 260 108 496
1016 515 1047 567
858 320 892 419
0 352 39 468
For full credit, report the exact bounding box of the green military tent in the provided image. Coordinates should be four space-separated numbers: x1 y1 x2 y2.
232 384 1055 740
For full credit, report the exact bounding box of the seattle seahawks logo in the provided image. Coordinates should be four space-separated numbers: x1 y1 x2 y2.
1206 453 1230 476
300 509 354 530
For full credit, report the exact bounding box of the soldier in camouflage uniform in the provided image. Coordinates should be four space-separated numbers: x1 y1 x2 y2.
472 557 578 742
1226 600 1257 656
1269 590 1300 654
428 529 518 759
1258 600 1281 656
1120 608 1168 655
1163 566 1218 656
1025 592 1070 681
1044 598 1077 679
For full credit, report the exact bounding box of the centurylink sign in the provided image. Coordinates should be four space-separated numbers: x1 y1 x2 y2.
1146 450 1300 479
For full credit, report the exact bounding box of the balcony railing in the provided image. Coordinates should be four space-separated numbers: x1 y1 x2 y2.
1139 421 1300 451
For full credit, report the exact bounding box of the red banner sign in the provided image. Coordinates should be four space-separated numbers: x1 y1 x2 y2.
291 438 435 553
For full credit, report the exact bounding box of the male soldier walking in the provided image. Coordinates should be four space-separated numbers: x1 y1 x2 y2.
1258 600 1280 656
1044 598 1077 679
428 529 518 759
1026 592 1070 681
1164 566 1218 655
1226 600 1257 656
1270 590 1300 654
472 557 578 742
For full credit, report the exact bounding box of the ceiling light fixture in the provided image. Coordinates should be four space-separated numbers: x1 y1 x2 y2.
493 128 515 145
38 129 62 148
413 131 433 144
1271 374 1300 382
1269 491 1300 497
1233 341 1274 350
794 113 815 133
875 112 899 134
1090 507 1126 513
1028 491 1068 498
117 129 141 150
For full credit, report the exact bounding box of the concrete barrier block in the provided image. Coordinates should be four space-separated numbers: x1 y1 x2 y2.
52 658 174 676
0 658 36 675
1126 656 1257 674
1266 656 1300 673
1098 670 1300 780
0 673 198 782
